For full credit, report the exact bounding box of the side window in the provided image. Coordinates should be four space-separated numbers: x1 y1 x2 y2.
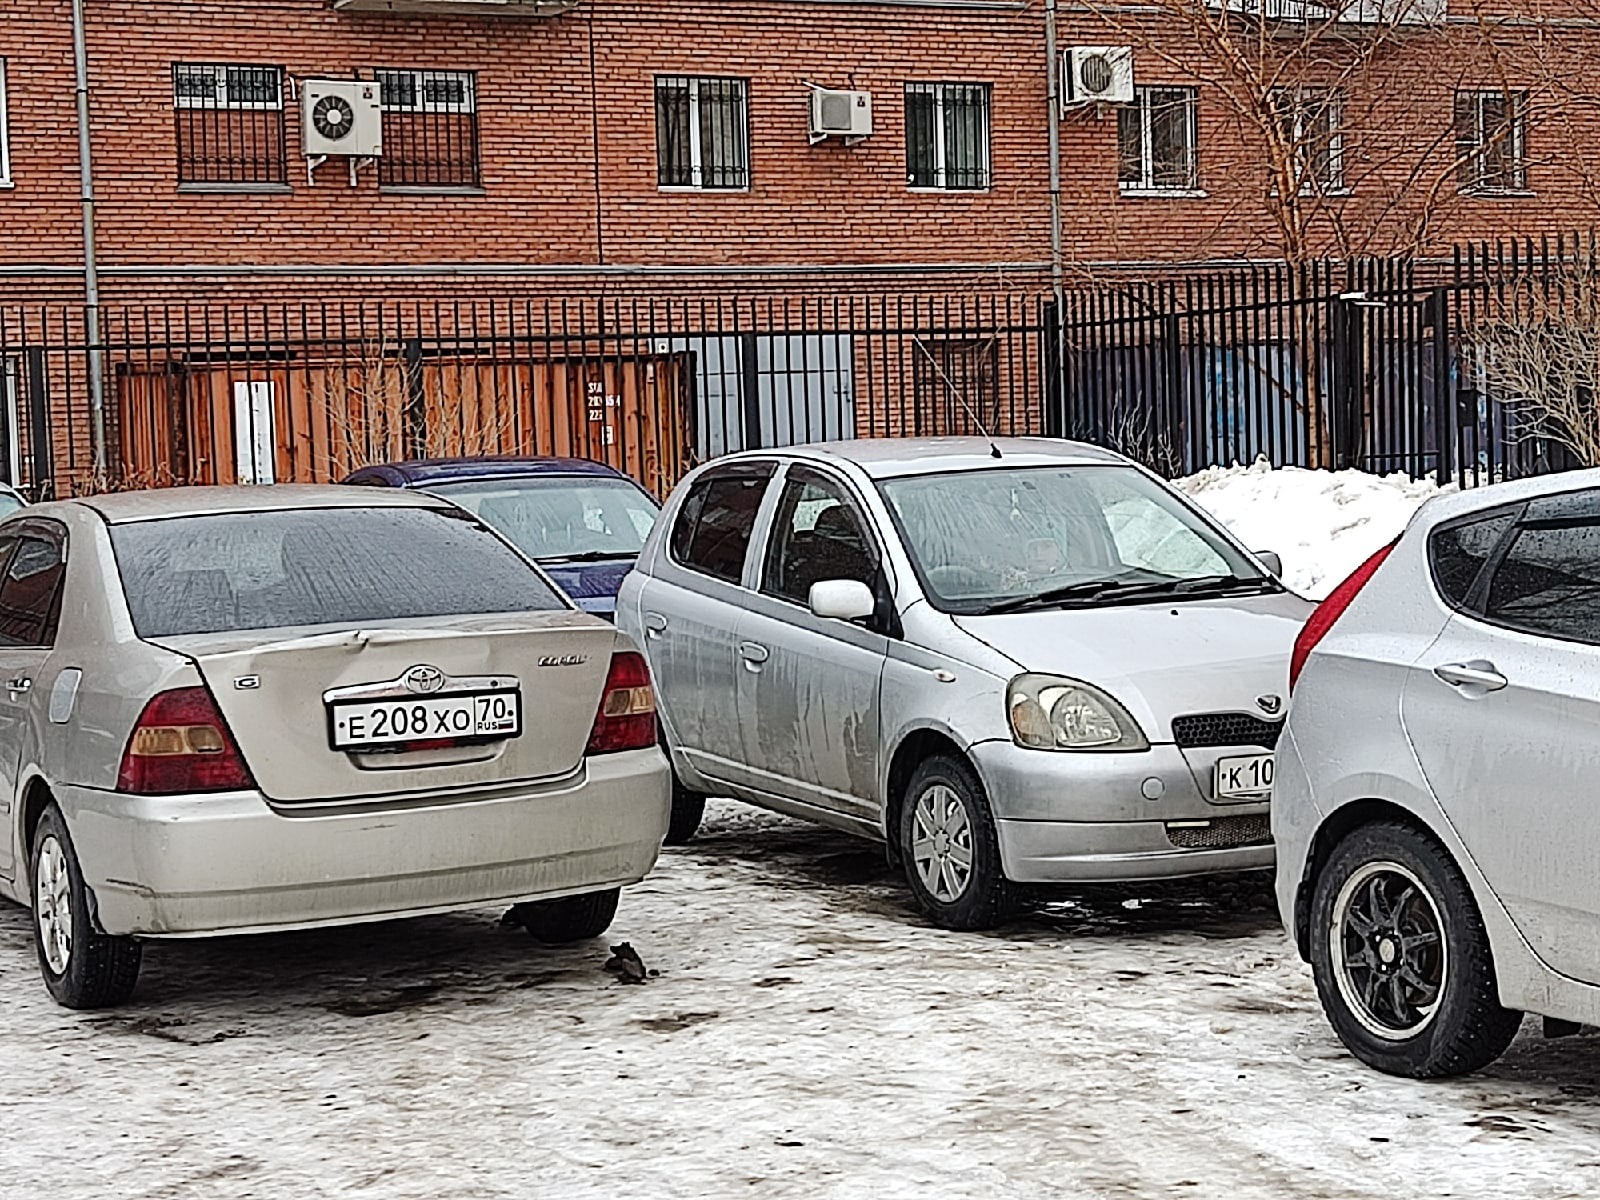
762 473 877 606
1429 508 1516 609
0 530 65 648
1483 518 1600 645
669 468 772 584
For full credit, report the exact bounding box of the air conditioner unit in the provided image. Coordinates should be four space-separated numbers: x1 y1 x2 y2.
809 88 873 144
1062 46 1134 110
302 79 384 159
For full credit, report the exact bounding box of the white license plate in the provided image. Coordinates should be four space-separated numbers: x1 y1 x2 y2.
1214 752 1274 799
329 690 522 751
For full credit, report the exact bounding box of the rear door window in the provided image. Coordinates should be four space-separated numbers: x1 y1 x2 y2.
111 506 565 638
668 465 774 585
0 529 66 648
1428 507 1517 609
1482 492 1600 645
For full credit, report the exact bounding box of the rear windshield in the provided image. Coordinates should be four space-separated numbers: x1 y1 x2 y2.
111 506 566 638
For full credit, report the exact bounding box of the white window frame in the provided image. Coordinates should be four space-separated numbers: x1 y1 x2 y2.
1120 86 1201 197
905 82 992 193
655 75 750 193
1457 88 1529 195
172 63 284 112
375 69 477 115
1 358 22 486
1271 87 1346 196
0 60 11 188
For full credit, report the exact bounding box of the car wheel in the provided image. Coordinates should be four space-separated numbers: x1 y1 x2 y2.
665 778 706 846
897 756 1015 931
31 804 141 1009
1310 820 1522 1078
513 888 621 944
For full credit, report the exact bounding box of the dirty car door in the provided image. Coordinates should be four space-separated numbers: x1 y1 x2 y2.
736 466 887 820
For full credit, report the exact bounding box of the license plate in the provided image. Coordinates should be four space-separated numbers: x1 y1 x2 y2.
329 690 522 751
1214 752 1274 799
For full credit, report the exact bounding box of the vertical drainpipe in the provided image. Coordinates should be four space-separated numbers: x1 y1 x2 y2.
1043 0 1067 433
71 0 107 482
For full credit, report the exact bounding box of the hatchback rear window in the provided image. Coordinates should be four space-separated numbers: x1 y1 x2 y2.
112 506 565 638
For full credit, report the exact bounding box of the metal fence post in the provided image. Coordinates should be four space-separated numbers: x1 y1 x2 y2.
1429 287 1454 489
25 348 53 499
403 337 426 460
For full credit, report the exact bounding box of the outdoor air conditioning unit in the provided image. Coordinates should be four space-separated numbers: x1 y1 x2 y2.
1061 46 1135 110
809 88 874 145
302 79 384 159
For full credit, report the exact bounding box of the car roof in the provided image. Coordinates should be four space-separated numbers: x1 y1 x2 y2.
1413 466 1600 526
71 485 446 525
723 437 1130 480
348 456 630 486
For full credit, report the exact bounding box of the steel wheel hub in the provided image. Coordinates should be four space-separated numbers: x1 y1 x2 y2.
1330 861 1447 1041
35 835 73 977
911 784 974 904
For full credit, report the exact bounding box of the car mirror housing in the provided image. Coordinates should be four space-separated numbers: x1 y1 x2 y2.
1255 550 1283 577
809 579 876 623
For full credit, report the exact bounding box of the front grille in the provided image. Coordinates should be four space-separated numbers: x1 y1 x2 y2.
1165 815 1272 850
1171 712 1283 750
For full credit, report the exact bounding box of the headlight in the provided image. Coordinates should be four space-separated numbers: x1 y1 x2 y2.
1007 674 1149 752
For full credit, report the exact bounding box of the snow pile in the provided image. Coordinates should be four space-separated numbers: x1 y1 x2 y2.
1177 461 1446 600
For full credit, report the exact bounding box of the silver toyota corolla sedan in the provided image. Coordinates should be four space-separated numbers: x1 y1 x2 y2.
0 487 668 1008
1277 468 1600 1077
619 438 1313 930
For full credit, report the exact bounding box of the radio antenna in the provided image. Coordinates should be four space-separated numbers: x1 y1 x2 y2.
913 338 1002 459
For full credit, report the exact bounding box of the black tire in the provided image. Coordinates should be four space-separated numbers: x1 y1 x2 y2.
30 804 141 1009
897 755 1016 931
1309 820 1522 1078
513 888 621 944
665 778 706 846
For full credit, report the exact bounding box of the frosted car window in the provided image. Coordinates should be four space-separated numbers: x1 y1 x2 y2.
1485 520 1600 645
428 476 659 561
111 507 565 638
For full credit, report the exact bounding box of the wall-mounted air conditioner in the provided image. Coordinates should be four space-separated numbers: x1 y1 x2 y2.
302 79 384 159
1061 47 1135 111
809 88 874 145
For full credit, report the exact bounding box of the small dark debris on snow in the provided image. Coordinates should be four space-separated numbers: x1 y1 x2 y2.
753 976 797 989
775 1139 805 1148
604 942 649 984
636 1011 719 1033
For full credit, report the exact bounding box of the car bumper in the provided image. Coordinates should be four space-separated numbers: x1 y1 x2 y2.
60 749 670 938
970 739 1274 884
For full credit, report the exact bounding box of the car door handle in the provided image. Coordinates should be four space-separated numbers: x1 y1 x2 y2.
642 612 668 640
1433 661 1508 692
738 641 770 669
7 677 30 696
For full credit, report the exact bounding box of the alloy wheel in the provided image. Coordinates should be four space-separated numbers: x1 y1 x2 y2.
35 834 73 976
911 783 974 904
1330 860 1448 1040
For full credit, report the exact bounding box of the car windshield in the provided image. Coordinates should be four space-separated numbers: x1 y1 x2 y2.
426 475 658 562
111 506 566 638
877 464 1269 614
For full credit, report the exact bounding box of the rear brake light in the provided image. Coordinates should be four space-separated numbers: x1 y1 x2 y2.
586 652 657 755
1289 540 1397 691
117 686 255 794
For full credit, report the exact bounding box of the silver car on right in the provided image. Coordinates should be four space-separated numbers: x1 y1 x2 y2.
1277 468 1600 1078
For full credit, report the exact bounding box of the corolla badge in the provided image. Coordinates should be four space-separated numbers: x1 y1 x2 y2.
1257 694 1284 716
403 665 447 694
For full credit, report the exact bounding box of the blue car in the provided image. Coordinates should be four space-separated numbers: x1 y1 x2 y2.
344 457 661 619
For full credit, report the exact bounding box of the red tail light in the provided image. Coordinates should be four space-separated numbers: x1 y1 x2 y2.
117 687 255 794
1289 541 1397 691
586 652 657 755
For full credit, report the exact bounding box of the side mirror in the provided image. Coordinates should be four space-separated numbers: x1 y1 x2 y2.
1255 550 1283 577
809 578 876 622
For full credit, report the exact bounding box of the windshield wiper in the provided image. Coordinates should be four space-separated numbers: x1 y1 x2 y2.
979 573 1277 615
539 550 635 564
980 578 1140 615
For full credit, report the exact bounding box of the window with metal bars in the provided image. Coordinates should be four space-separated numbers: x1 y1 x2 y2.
904 83 991 191
655 76 749 190
1269 87 1344 194
911 338 999 433
1118 86 1198 193
172 63 287 188
0 60 12 188
1455 89 1528 194
375 69 481 190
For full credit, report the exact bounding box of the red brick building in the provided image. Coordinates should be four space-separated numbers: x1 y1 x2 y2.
0 0 1592 490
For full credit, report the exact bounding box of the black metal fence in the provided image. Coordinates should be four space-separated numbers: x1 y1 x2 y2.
0 291 1053 498
1055 234 1595 488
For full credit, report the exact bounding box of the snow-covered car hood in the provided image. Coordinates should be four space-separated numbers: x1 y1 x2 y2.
952 590 1314 741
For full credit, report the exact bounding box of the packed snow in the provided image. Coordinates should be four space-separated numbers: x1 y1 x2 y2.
1176 460 1445 599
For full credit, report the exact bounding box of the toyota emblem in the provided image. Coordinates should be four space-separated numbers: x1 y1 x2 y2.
403 665 446 695
1257 694 1283 716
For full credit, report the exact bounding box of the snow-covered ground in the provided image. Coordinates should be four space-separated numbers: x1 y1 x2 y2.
1177 461 1444 599
3 801 1598 1200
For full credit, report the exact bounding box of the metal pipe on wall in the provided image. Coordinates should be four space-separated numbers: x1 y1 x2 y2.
71 0 107 481
1044 0 1066 429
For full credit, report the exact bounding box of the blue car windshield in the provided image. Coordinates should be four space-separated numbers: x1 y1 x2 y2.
427 476 659 561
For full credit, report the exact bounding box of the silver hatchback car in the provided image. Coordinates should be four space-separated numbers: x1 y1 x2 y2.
0 487 668 1007
1277 469 1600 1076
620 438 1312 930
